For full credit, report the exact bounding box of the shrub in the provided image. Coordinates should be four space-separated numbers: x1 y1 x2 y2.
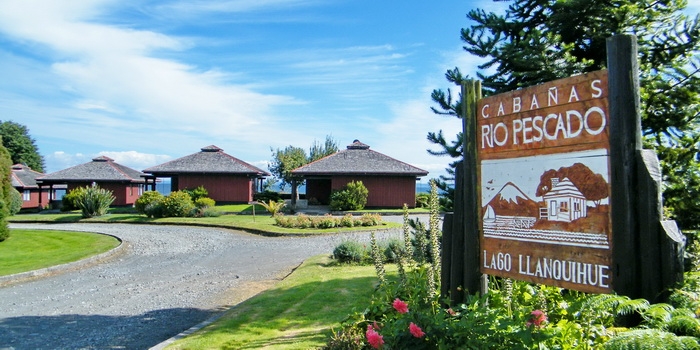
183 186 208 202
416 193 430 208
135 191 164 217
144 201 165 218
296 214 313 229
61 187 86 211
330 181 368 211
8 187 22 215
339 214 355 227
313 214 338 229
359 213 382 226
253 190 281 203
274 214 294 228
333 240 369 264
76 184 115 218
0 201 8 242
196 207 222 217
194 197 216 209
161 191 195 217
383 238 404 263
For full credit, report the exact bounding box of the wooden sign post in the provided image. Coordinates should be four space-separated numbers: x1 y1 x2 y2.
442 34 684 302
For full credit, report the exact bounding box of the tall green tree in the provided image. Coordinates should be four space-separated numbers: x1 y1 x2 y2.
0 137 12 241
0 121 45 172
269 135 340 192
429 0 700 227
309 135 339 162
269 145 308 191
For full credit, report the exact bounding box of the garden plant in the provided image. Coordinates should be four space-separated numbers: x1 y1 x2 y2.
324 180 700 349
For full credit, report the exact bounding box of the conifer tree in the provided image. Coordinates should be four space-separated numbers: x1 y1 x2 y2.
0 137 13 241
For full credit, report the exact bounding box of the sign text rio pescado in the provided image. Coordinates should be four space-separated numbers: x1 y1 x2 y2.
476 70 612 294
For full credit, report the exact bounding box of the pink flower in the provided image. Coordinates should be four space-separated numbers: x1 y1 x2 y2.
526 309 547 328
446 308 457 316
392 298 409 314
409 322 425 338
366 325 384 349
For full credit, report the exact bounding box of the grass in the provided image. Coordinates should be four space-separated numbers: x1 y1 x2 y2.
0 229 121 276
166 255 392 349
9 208 402 236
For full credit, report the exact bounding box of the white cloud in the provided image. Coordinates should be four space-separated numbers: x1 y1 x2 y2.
45 151 90 174
0 0 301 150
97 151 172 171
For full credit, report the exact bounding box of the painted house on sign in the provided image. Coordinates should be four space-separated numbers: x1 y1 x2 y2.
142 145 269 203
11 164 65 210
291 140 428 208
37 156 146 206
542 177 587 222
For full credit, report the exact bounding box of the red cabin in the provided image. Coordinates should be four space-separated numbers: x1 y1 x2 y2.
142 145 269 203
292 140 428 208
37 156 145 207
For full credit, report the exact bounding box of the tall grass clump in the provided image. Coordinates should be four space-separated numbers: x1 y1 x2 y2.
75 184 115 218
257 199 285 217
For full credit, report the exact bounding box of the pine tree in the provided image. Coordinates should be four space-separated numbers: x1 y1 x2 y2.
429 0 700 227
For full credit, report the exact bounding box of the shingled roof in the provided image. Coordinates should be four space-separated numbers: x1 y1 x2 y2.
292 140 428 176
143 145 270 176
37 156 146 183
11 164 44 188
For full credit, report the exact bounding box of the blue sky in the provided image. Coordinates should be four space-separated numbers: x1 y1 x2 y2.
0 0 698 180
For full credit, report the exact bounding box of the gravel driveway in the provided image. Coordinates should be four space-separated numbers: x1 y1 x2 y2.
0 222 414 350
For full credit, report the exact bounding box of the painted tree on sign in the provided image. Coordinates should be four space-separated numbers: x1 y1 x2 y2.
536 163 609 207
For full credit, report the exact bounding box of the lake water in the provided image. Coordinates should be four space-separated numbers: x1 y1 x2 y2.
152 178 433 195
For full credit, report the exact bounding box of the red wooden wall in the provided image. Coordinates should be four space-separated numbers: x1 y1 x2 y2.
19 189 51 209
306 175 418 208
177 174 254 203
66 182 142 206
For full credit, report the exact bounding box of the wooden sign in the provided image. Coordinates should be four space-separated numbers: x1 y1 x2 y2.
477 70 612 293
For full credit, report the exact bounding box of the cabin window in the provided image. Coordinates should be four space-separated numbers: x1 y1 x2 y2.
23 190 30 201
559 201 569 212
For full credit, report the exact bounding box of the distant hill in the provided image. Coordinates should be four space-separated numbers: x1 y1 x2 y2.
484 182 540 217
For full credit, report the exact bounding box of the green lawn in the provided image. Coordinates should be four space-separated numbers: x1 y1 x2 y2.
166 255 391 350
0 229 121 276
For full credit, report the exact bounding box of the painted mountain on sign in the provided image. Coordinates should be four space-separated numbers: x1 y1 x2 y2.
484 182 540 218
